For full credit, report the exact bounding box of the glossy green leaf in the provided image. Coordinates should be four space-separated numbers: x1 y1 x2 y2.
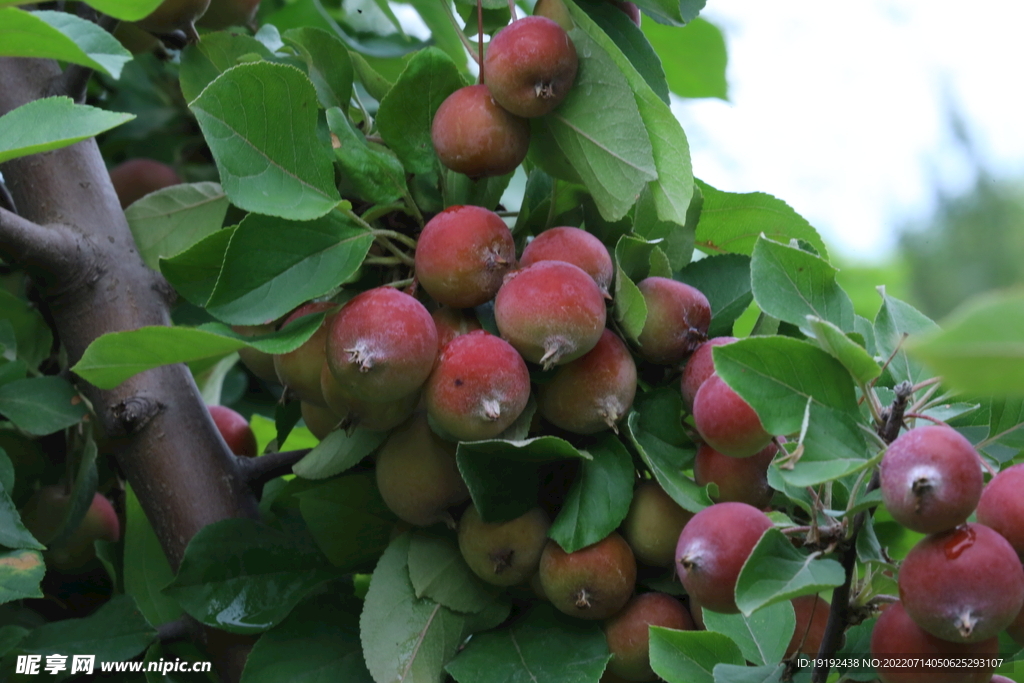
292 428 386 480
702 601 795 666
123 486 183 626
446 603 609 683
163 519 337 634
873 289 938 387
549 434 634 553
677 254 753 338
240 592 372 683
376 47 465 175
0 10 131 77
0 96 133 164
583 1 670 104
327 107 409 205
205 211 371 325
12 595 155 667
283 27 354 110
457 437 591 523
806 317 881 385
907 290 1024 397
179 32 278 103
0 376 86 435
296 473 394 573
694 181 827 259
751 237 855 332
159 228 234 307
644 17 727 99
0 549 44 604
712 336 860 436
189 62 340 220
125 182 229 270
0 290 51 374
734 528 845 616
407 531 499 614
650 628 744 683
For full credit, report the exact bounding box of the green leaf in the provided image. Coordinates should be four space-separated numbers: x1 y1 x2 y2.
649 627 744 683
734 528 845 616
677 254 753 338
12 595 155 667
774 403 876 487
806 317 881 385
123 486 183 626
125 182 229 270
750 237 855 332
283 27 354 110
624 389 710 513
327 107 409 205
714 664 785 683
0 290 52 372
240 591 372 683
204 211 372 325
907 290 1024 397
77 0 164 20
613 260 647 342
549 434 634 553
702 601 795 666
0 96 134 164
644 17 727 99
403 0 470 74
631 0 704 27
0 625 28 659
296 473 394 573
457 437 591 523
0 549 45 604
179 32 278 103
694 181 827 259
407 531 499 614
189 62 340 220
0 9 131 77
873 289 938 387
360 534 509 683
632 186 695 271
536 21 656 222
446 603 609 683
292 428 386 479
712 336 860 435
164 519 336 634
376 47 466 175
0 376 86 435
582 1 670 104
159 228 234 307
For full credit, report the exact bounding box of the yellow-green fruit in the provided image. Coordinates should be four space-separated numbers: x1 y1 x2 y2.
533 0 573 32
134 0 210 39
301 401 339 440
232 322 279 384
20 486 121 573
621 480 693 567
113 23 162 54
375 413 469 526
458 504 550 586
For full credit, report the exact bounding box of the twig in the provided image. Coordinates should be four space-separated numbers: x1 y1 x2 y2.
237 448 311 491
438 0 481 64
0 180 16 214
0 207 77 274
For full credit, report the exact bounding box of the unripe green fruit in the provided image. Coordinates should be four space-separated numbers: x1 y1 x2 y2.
495 260 607 369
321 363 418 432
458 504 550 586
484 16 579 118
20 486 121 573
232 321 280 384
537 329 636 434
539 532 636 620
620 480 693 567
604 592 694 681
134 0 210 41
415 205 516 308
431 85 530 178
300 401 340 440
375 413 469 526
196 0 259 29
532 0 573 32
274 301 335 407
108 158 181 209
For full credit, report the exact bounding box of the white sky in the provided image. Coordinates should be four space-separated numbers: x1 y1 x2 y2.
673 0 1024 261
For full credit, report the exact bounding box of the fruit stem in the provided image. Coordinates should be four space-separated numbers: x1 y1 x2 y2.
383 277 415 289
372 228 418 250
507 0 517 21
477 0 485 84
437 0 482 64
372 236 415 266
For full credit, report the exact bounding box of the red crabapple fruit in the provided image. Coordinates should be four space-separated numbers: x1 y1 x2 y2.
880 424 984 535
208 405 257 457
494 261 607 369
519 227 614 297
108 158 181 208
680 336 737 410
483 16 578 118
604 592 694 681
675 502 773 614
431 85 530 178
539 532 637 620
786 594 830 657
976 462 1024 558
898 523 1024 643
537 329 636 434
693 440 778 509
870 601 999 683
326 287 437 403
425 330 530 441
415 205 516 308
692 374 773 458
20 487 121 573
635 277 711 365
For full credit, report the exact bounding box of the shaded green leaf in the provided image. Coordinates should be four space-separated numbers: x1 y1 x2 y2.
0 290 51 373
650 627 744 683
159 227 234 307
0 376 86 435
179 32 278 103
123 486 183 626
125 182 229 270
714 664 785 683
702 601 795 666
283 27 354 110
407 531 499 614
806 317 881 385
583 1 670 104
0 549 44 604
292 428 386 480
0 96 133 164
327 107 408 205
677 254 753 338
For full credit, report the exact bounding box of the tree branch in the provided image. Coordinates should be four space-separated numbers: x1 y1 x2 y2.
0 206 77 275
238 448 312 494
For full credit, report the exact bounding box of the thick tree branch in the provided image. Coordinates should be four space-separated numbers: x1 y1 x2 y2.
0 206 78 275
238 448 311 494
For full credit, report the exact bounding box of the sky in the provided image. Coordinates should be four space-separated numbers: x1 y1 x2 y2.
673 0 1024 261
